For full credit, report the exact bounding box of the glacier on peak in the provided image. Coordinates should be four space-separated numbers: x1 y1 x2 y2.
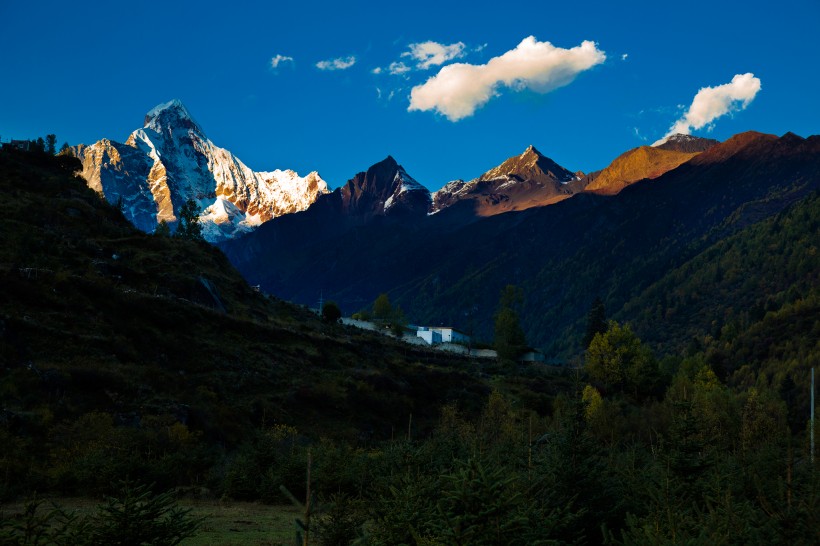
73 100 328 242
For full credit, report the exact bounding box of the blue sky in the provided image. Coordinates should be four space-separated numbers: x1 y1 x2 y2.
1 0 817 190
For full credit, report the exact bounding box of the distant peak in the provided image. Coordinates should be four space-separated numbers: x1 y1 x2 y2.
653 133 719 153
780 131 804 142
522 144 542 157
144 99 204 135
145 99 191 121
370 155 398 170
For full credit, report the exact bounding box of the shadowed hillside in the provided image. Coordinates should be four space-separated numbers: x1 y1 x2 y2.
0 147 572 499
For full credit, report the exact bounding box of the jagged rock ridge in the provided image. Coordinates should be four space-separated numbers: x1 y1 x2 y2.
335 155 431 218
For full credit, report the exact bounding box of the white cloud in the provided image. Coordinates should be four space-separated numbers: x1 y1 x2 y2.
402 41 466 69
316 56 357 71
371 67 382 74
621 53 628 61
653 73 761 145
388 61 411 75
270 54 293 68
408 36 606 121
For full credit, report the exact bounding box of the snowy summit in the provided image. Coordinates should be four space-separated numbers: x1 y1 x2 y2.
72 100 328 242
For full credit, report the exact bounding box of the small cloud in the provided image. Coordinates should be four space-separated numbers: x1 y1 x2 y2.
653 72 762 145
316 56 357 71
633 127 647 141
621 53 628 61
388 61 411 75
408 36 606 121
376 87 382 99
371 67 382 74
402 41 466 69
475 43 488 53
270 54 294 69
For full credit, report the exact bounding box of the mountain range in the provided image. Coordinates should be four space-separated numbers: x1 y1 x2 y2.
68 100 818 360
72 100 328 242
220 130 819 359
74 101 722 242
3 111 817 543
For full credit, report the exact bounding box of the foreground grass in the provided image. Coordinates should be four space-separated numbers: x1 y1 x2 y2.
1 498 301 546
180 501 300 546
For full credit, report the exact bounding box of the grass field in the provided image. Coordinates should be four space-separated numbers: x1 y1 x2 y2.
1 498 302 546
181 501 301 546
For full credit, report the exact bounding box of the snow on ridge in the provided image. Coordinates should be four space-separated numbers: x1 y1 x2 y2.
651 133 696 147
394 168 427 194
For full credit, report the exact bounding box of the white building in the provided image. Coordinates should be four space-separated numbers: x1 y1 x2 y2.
416 326 470 346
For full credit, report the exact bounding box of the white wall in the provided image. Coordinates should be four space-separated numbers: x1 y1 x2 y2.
417 328 442 345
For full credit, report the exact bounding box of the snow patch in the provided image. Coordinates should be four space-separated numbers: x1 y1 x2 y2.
394 168 426 194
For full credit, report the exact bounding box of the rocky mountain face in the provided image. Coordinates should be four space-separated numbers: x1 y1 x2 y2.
72 100 328 242
431 145 585 215
584 134 719 195
334 155 431 219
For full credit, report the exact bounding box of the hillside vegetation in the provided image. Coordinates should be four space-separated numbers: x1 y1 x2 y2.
0 148 571 500
1 147 818 545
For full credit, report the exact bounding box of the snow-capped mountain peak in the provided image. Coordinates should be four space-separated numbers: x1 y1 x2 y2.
73 100 328 241
144 99 204 137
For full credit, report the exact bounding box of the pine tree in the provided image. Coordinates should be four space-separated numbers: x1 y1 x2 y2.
494 285 526 363
45 134 57 155
175 199 203 241
154 220 171 237
583 296 607 348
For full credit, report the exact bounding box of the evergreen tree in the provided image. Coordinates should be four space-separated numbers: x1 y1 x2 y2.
541 387 624 543
583 296 607 348
154 220 171 237
175 199 203 241
90 482 203 545
30 137 45 153
45 134 57 155
494 285 526 362
494 308 526 362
